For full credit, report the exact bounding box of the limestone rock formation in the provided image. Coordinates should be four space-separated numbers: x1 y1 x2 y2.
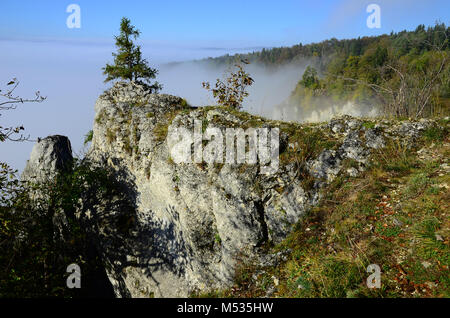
24 81 438 298
22 135 73 183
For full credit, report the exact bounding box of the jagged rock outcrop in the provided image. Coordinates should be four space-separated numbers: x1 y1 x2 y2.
22 135 73 183
83 82 316 297
25 81 438 298
21 135 73 240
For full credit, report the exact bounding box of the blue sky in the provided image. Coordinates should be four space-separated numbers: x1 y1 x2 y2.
1 0 449 172
2 0 449 48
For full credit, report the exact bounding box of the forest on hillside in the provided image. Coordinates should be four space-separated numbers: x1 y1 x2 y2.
202 23 450 120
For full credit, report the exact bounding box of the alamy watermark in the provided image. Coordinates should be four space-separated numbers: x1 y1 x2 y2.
66 263 81 288
66 4 81 29
167 120 279 174
366 264 381 288
366 4 381 29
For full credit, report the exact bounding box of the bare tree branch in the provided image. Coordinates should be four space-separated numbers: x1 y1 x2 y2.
0 79 46 142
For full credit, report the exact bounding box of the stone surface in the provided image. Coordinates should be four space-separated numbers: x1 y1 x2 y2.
86 83 318 297
22 135 73 183
85 83 438 297
365 128 385 149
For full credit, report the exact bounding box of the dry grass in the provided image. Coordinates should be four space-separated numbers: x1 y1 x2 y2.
195 121 449 298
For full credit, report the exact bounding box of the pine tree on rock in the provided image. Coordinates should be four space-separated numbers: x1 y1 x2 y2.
103 17 162 92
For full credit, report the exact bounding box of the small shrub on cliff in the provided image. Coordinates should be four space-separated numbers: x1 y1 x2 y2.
83 130 93 145
202 60 254 110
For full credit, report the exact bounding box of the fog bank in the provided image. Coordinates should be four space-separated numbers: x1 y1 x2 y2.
159 61 307 118
159 60 380 123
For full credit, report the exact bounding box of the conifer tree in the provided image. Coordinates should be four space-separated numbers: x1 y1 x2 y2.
103 17 161 92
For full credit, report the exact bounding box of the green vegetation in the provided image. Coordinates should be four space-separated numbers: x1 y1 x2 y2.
1 81 51 297
207 23 450 119
291 24 449 119
153 107 192 143
95 108 106 124
203 60 254 110
103 17 161 92
153 119 170 143
180 98 190 108
0 160 117 297
214 233 222 245
197 120 449 298
83 130 93 145
299 66 320 89
423 125 448 142
106 128 117 144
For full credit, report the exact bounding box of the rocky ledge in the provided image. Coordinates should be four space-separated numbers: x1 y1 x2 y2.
22 81 440 297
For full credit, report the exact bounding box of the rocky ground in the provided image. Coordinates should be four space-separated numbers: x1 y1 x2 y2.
204 119 449 298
